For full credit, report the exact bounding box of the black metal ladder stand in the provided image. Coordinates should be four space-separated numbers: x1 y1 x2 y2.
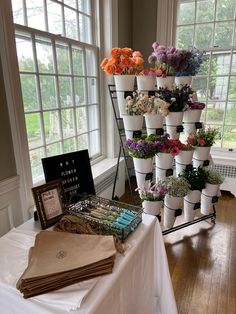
108 84 217 235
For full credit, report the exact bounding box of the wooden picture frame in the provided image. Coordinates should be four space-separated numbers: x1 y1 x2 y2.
32 179 66 229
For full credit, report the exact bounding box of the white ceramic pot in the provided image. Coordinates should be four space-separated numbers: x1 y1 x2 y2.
163 195 183 228
200 193 213 215
114 74 135 91
142 200 163 216
156 76 175 89
193 146 211 161
163 206 177 229
136 75 156 91
183 200 195 222
122 115 143 140
183 109 202 123
175 76 192 86
155 153 174 170
202 183 220 197
165 125 181 140
133 157 153 173
183 123 197 137
175 150 194 166
165 194 184 209
165 112 184 126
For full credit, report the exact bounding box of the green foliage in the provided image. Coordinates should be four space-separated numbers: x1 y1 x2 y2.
203 168 224 184
165 177 190 197
179 166 207 191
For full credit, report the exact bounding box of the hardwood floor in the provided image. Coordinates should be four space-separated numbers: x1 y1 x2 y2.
119 180 236 314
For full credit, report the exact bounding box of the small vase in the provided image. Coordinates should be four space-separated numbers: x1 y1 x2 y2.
200 194 213 215
142 200 163 216
183 109 202 123
144 113 164 136
155 153 174 180
175 150 194 176
163 195 183 228
114 74 135 116
184 190 201 222
193 146 211 167
133 157 153 189
136 75 156 92
175 76 192 86
156 76 175 89
202 183 220 197
122 115 143 140
165 112 184 140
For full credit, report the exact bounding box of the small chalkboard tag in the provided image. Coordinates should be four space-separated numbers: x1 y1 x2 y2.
148 90 156 97
133 130 142 138
203 160 210 167
194 202 201 210
176 125 184 133
212 196 219 203
195 122 203 129
156 128 164 135
145 172 153 180
166 168 173 177
185 164 193 171
124 91 133 98
175 208 182 217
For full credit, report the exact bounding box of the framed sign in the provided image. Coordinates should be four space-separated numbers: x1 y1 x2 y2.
32 180 65 229
42 149 95 204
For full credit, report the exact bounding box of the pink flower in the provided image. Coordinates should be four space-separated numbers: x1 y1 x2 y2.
197 138 206 146
170 146 180 156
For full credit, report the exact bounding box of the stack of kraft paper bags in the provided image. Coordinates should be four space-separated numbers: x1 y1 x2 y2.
16 231 116 298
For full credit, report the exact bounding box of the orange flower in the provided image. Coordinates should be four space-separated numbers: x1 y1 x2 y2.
110 48 122 58
121 47 133 58
100 58 108 69
133 51 143 58
104 63 116 75
133 56 144 66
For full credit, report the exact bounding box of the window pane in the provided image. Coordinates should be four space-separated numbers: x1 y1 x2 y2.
89 130 100 156
232 53 236 75
43 110 61 143
197 57 210 76
30 148 44 179
192 77 208 101
76 107 87 133
78 0 90 14
216 0 236 20
214 22 234 47
195 24 213 49
63 137 76 153
40 75 57 109
88 105 99 131
79 14 91 44
65 7 78 40
222 125 236 148
208 76 228 100
20 74 38 111
74 77 85 105
58 76 73 107
87 78 97 104
16 32 35 72
56 42 70 74
36 36 54 73
206 102 225 125
86 49 97 76
12 0 24 25
61 108 75 138
210 52 231 75
177 1 195 25
25 113 43 149
26 0 45 31
196 0 215 23
77 134 88 150
47 0 63 35
72 46 84 75
64 0 77 9
225 102 236 124
46 142 62 157
176 26 194 49
228 77 236 99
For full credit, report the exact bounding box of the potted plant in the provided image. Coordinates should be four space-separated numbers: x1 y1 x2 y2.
200 168 224 215
180 167 208 221
136 180 170 216
175 47 208 86
143 96 169 136
157 85 194 139
125 135 156 188
148 42 192 89
100 47 144 115
123 92 148 139
163 176 190 228
187 127 220 167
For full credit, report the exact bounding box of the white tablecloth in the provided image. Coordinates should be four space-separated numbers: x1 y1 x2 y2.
0 214 177 314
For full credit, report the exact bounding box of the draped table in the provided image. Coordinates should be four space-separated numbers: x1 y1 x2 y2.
0 214 177 314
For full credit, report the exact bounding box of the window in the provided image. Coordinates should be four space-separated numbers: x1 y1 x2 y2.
11 0 101 182
175 0 236 149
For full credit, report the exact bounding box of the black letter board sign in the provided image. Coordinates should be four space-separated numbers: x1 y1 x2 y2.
42 150 95 204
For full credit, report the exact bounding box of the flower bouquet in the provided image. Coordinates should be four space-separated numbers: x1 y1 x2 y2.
201 167 224 215
136 180 170 216
163 176 190 228
187 127 221 167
